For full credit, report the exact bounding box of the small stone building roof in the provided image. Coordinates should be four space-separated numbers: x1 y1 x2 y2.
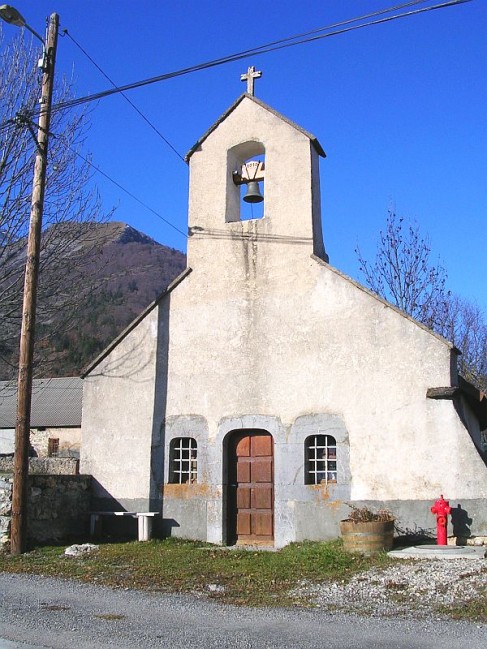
0 377 83 428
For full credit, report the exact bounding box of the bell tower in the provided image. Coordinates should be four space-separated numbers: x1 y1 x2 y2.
185 83 328 271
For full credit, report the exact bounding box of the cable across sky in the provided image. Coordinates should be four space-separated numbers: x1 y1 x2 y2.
0 0 471 135
0 0 478 257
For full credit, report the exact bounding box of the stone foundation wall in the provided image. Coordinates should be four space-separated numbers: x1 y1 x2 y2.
0 473 91 549
0 457 79 475
27 474 91 543
0 475 13 548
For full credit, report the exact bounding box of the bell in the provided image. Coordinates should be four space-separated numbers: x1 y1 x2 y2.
243 181 264 204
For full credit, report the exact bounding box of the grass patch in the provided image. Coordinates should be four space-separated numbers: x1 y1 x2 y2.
0 538 391 607
4 539 485 619
438 598 487 622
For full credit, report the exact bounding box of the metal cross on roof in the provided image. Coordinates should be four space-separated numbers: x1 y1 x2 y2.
240 65 262 96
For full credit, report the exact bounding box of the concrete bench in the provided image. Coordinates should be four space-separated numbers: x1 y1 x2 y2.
90 511 158 541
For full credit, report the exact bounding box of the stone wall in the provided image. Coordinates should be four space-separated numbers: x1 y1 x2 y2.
0 473 91 549
0 475 12 547
30 427 81 459
27 474 91 543
0 457 79 475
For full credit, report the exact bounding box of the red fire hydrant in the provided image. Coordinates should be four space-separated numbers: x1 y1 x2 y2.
431 495 452 545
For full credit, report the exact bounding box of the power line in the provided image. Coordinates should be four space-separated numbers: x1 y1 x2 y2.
0 0 473 241
61 29 185 163
3 108 188 239
60 140 188 240
0 0 472 133
213 0 430 55
43 0 473 116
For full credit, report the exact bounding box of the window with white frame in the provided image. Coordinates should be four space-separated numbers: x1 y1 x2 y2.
169 437 197 484
305 435 337 484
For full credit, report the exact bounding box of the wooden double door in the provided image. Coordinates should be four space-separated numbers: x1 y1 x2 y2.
227 430 274 545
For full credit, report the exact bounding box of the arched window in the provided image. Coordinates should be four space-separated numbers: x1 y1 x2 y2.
169 437 197 484
305 435 337 485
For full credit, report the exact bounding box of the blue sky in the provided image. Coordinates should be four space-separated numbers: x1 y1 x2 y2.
2 1 486 311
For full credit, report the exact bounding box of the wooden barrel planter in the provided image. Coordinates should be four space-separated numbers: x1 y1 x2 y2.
340 519 395 555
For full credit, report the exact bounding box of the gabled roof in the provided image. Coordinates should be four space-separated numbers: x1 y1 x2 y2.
0 377 83 428
185 93 326 162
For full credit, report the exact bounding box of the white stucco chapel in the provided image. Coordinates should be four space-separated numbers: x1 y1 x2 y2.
80 90 487 547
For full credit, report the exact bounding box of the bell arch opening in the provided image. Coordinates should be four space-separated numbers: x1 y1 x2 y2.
226 141 266 223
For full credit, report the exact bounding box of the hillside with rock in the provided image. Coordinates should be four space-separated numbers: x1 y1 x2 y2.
0 221 186 379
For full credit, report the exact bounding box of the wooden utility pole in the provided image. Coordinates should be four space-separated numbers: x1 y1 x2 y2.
10 13 59 555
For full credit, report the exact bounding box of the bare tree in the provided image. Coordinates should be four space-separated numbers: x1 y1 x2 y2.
439 296 487 392
0 28 109 378
356 210 486 391
356 210 450 331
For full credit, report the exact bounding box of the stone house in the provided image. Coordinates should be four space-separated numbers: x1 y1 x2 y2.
0 377 82 459
80 93 487 547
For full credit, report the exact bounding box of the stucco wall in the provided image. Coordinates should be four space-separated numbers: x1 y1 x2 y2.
164 242 486 501
81 309 160 510
81 96 487 546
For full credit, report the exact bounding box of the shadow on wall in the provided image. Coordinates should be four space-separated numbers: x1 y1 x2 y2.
150 296 170 513
458 405 487 467
89 479 176 540
451 385 487 470
394 504 473 544
90 478 129 512
451 503 472 537
393 524 435 545
89 322 158 381
160 518 180 537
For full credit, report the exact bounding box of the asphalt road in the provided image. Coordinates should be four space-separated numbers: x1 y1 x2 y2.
0 573 486 649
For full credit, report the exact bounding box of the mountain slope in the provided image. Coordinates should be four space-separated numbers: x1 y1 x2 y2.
0 221 186 379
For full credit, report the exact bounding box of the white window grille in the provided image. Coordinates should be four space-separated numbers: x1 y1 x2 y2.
170 437 197 484
305 435 337 484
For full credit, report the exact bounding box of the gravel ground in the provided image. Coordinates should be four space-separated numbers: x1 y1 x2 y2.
1 570 486 649
293 557 487 618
